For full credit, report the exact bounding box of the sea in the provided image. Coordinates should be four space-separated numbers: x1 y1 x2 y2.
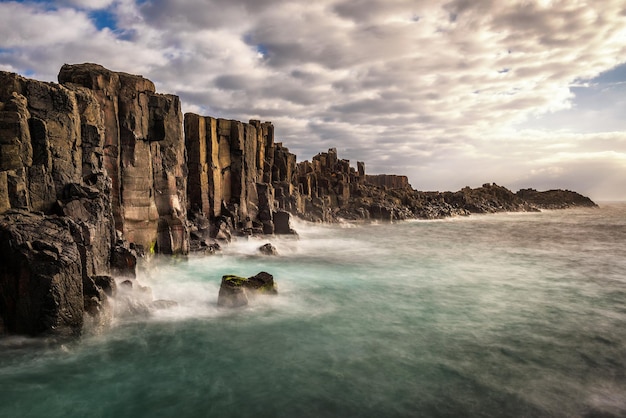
1 203 625 418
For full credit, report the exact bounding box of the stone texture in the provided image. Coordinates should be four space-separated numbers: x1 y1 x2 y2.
365 174 411 189
217 272 278 308
0 211 84 336
58 63 188 254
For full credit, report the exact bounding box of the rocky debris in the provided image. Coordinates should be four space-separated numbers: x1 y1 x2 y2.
516 188 597 209
259 243 278 256
217 272 278 308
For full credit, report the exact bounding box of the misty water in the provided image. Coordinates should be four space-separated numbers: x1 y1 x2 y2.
1 204 625 418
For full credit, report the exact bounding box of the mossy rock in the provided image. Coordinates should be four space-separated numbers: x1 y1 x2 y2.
217 272 277 308
222 274 248 287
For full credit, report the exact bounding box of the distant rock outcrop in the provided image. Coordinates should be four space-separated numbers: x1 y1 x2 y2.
516 188 597 209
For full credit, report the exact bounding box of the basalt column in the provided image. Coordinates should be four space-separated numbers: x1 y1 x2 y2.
59 64 188 254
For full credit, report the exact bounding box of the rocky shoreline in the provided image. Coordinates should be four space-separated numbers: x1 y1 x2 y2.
0 64 596 337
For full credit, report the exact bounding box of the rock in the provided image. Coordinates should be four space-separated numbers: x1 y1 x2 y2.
365 174 411 189
217 271 278 308
259 243 278 256
59 63 189 254
273 210 297 235
111 242 137 278
246 272 278 294
516 188 598 209
217 275 250 308
120 280 133 290
0 211 84 336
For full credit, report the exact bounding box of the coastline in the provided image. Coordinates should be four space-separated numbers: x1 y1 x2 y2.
0 63 598 337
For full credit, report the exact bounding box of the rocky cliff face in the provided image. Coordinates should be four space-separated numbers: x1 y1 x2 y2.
58 64 188 255
365 174 411 190
0 64 187 336
184 114 299 241
0 64 597 337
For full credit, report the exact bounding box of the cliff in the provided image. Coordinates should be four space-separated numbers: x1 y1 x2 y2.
0 64 188 336
0 64 597 337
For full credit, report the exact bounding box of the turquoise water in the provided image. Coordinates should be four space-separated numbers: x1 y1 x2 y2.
1 204 625 417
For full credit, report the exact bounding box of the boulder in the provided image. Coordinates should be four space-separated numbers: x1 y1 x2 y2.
217 275 250 308
259 243 278 256
217 271 277 308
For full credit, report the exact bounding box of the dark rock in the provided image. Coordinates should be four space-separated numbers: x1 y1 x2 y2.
111 243 137 278
516 188 597 209
246 272 278 294
120 280 133 289
217 275 250 308
274 210 297 235
259 243 278 256
0 211 84 336
217 271 278 308
93 275 116 297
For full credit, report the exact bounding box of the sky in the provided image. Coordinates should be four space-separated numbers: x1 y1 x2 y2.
1 0 625 200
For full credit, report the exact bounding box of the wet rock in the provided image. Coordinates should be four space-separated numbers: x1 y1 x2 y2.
273 210 297 235
0 211 84 336
217 275 249 308
111 242 137 278
246 272 278 294
217 271 277 308
120 280 134 290
259 243 278 256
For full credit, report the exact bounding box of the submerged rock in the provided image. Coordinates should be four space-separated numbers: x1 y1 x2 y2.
217 271 277 308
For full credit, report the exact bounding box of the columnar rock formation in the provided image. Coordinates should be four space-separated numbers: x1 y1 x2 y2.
0 63 597 337
365 174 411 189
0 64 188 336
294 148 364 221
185 114 299 237
58 64 188 254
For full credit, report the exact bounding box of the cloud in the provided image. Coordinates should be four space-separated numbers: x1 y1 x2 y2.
1 0 626 200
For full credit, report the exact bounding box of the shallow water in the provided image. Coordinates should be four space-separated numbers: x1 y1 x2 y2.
1 204 625 417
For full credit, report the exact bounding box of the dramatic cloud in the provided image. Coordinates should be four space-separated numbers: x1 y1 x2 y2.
1 0 626 200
